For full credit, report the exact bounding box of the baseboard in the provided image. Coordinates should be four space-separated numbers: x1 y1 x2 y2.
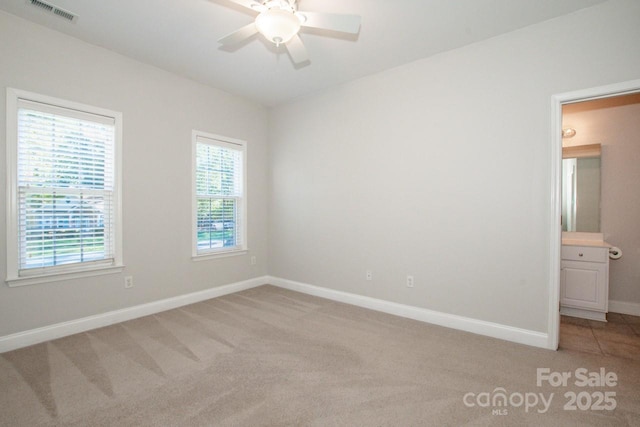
0 275 268 353
609 300 640 317
267 276 549 349
560 306 607 322
0 274 553 353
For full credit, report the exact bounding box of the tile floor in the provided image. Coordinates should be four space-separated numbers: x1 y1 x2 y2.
560 312 640 360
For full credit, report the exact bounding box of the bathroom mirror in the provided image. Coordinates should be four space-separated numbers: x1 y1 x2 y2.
561 144 601 232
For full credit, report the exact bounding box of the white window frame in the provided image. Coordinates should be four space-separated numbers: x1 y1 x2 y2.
5 88 123 286
192 130 248 260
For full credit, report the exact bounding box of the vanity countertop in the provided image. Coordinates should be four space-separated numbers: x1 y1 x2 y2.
562 239 612 248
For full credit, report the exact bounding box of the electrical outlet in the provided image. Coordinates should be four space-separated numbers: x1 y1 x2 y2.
406 275 414 288
124 276 134 289
366 270 373 281
250 256 257 265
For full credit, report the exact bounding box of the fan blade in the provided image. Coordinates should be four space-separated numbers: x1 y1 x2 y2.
285 34 309 64
218 23 258 46
226 0 265 12
298 11 361 34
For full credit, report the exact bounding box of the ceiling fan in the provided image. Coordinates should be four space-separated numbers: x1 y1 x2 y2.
217 0 362 65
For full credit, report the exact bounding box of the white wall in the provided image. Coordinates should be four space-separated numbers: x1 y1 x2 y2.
563 95 640 306
2 0 639 343
0 11 269 337
269 0 640 333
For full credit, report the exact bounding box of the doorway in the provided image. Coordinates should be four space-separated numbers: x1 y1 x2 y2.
548 79 640 350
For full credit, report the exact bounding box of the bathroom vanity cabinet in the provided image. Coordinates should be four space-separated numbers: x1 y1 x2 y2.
560 243 610 321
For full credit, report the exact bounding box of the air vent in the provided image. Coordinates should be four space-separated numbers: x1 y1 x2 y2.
28 0 77 22
30 0 53 12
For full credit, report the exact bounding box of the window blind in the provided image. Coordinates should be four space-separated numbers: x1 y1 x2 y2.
17 100 116 273
195 136 244 253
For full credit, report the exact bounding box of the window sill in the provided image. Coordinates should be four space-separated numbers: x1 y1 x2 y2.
6 264 125 287
192 249 248 262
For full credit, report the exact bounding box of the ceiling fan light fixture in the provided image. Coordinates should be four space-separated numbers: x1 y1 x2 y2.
255 8 300 46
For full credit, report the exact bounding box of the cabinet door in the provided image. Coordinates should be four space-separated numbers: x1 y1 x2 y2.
560 260 607 311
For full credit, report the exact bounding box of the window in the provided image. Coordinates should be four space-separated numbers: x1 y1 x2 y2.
6 89 123 286
192 131 246 258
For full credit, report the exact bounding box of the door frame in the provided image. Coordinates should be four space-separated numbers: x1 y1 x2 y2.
548 79 640 350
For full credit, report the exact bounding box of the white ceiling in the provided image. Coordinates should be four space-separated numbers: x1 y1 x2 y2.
0 0 609 106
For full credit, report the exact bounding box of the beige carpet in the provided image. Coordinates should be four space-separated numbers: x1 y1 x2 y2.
1 285 639 426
